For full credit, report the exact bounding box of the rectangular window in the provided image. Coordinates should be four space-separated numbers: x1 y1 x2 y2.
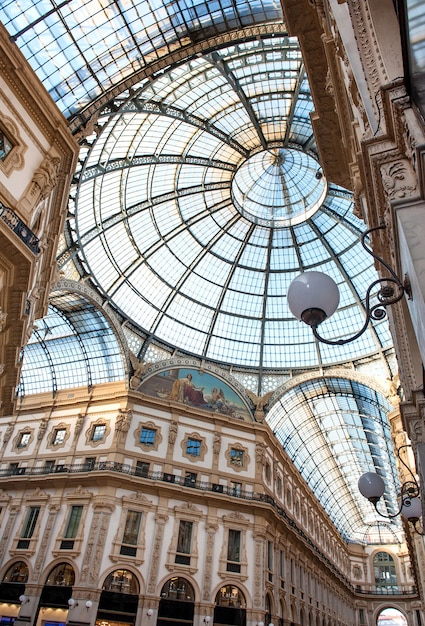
186 438 201 456
60 505 83 550
64 505 83 538
184 472 197 486
44 460 55 473
122 510 142 545
230 449 243 466
8 463 19 475
85 457 96 469
227 529 241 572
21 507 40 538
17 506 40 549
267 540 273 569
140 427 156 446
230 481 242 496
176 520 193 565
17 433 30 448
53 428 67 445
135 461 150 477
91 424 106 441
280 550 285 588
120 510 142 556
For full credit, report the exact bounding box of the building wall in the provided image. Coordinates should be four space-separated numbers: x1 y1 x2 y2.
0 384 417 626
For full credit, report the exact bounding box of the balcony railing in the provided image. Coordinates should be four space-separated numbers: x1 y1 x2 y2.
0 202 39 253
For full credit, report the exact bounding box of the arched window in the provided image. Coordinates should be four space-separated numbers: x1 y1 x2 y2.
45 563 75 586
103 568 139 594
216 585 245 608
160 577 194 601
3 562 28 583
158 578 195 626
377 608 407 625
373 552 398 592
214 585 246 626
0 561 28 603
40 563 75 610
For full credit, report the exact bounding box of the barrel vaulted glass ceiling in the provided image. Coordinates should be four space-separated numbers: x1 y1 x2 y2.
2 0 402 543
267 377 402 543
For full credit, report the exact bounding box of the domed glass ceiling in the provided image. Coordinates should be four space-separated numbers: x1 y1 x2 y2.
2 0 401 546
60 38 391 371
0 0 393 373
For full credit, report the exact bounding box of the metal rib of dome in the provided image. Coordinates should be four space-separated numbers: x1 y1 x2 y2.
61 37 392 371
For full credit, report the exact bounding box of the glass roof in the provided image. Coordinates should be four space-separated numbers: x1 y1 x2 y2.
0 0 284 119
58 37 393 371
2 0 402 546
17 290 126 397
267 377 403 543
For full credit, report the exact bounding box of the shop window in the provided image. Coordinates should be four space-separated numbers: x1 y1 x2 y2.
3 562 28 583
103 569 139 594
46 563 75 586
160 577 194 601
120 510 142 557
140 427 156 446
176 521 193 565
227 529 241 573
17 506 39 548
215 584 245 608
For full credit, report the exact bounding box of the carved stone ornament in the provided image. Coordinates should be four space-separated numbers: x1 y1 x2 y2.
0 307 7 332
381 159 418 201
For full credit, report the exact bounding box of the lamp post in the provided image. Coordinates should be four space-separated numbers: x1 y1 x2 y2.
287 223 411 345
358 447 424 534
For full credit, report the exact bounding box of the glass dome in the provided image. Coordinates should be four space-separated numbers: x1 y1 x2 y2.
56 37 392 373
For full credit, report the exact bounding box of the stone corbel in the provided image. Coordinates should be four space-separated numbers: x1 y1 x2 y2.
400 392 425 446
19 153 61 214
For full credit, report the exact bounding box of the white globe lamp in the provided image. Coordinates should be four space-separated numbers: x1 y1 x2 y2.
287 271 340 327
400 496 422 521
358 472 385 503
